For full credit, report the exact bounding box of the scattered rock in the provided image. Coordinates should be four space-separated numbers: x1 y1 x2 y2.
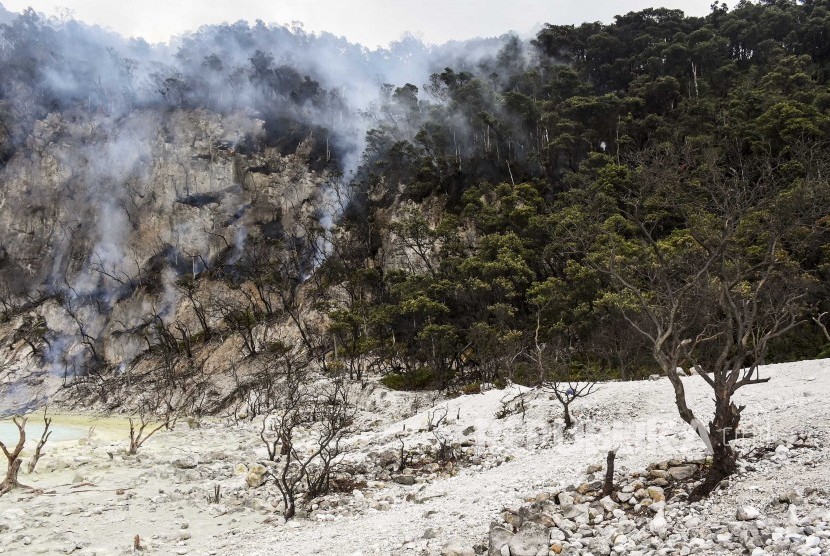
737 506 760 521
667 465 697 480
507 522 548 556
246 463 267 488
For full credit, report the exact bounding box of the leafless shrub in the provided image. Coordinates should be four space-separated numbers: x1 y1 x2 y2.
426 406 447 432
262 374 354 519
206 483 221 504
126 387 188 455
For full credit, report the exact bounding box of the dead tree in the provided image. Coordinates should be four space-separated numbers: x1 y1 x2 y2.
26 409 52 474
600 448 618 498
396 437 412 472
265 375 354 519
0 416 29 495
527 312 597 429
127 390 186 455
128 414 167 456
426 406 447 432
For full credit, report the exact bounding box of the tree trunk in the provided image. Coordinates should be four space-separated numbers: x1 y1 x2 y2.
601 449 617 498
691 391 740 500
284 493 296 519
0 416 28 496
0 459 23 494
563 403 573 429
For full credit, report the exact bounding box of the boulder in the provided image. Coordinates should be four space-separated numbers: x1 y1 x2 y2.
646 486 665 502
667 465 697 480
649 509 669 539
599 496 619 513
441 538 474 556
246 463 267 488
778 490 804 505
392 474 416 486
507 522 549 556
488 524 513 556
737 506 760 521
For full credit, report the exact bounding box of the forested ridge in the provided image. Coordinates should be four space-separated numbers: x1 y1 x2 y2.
0 0 828 408
326 0 830 389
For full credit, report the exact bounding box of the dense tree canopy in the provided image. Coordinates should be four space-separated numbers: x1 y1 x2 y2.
326 0 830 389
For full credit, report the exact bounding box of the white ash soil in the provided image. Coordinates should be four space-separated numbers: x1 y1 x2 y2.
0 359 827 556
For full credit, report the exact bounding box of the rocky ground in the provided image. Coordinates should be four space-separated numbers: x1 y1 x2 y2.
0 358 827 556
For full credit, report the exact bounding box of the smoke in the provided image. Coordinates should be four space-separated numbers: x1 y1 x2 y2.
0 4 525 382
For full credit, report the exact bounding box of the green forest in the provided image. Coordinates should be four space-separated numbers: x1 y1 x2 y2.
323 0 830 389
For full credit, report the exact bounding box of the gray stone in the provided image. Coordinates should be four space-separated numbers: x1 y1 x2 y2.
667 465 697 480
507 522 549 556
599 496 619 513
737 506 760 521
779 490 804 505
441 538 474 556
489 524 513 556
588 537 612 555
392 474 416 486
562 503 589 520
171 456 197 470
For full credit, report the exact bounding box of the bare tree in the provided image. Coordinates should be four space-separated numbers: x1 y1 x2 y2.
0 416 29 495
264 375 354 518
128 413 168 456
127 387 188 455
813 311 830 344
527 310 597 429
26 408 52 474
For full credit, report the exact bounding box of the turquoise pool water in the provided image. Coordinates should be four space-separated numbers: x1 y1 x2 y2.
0 421 87 446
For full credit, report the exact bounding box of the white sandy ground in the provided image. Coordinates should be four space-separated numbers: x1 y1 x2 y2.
0 358 827 555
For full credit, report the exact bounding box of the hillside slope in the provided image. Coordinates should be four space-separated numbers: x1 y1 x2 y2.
0 359 826 555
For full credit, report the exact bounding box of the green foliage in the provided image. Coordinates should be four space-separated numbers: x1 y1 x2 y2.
324 1 830 390
380 368 437 391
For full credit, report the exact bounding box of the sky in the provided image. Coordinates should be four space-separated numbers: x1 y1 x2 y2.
3 1 724 48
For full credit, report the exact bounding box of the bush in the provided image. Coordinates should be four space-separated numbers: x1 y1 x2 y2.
381 368 436 390
461 382 481 395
